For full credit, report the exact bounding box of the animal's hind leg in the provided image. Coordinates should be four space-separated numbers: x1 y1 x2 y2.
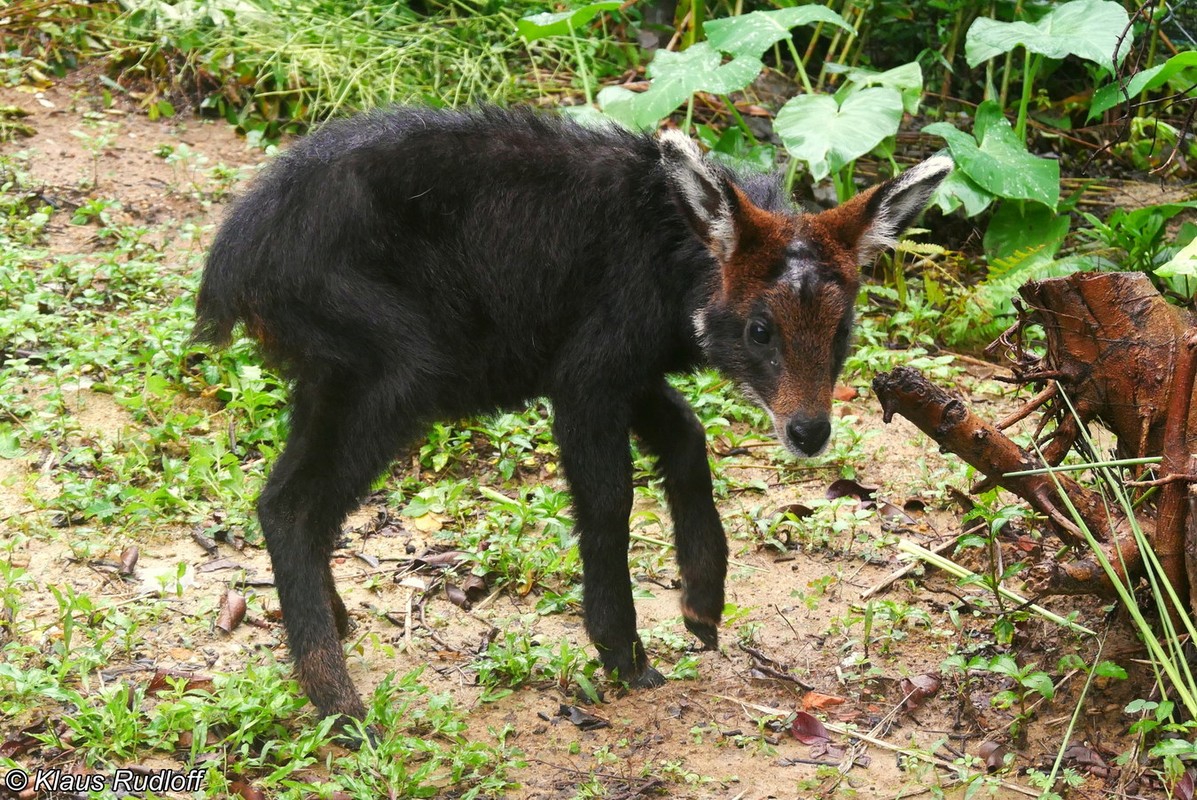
258 376 414 720
327 570 351 639
631 381 727 650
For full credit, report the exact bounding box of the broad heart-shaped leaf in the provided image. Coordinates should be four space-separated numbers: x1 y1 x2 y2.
646 42 763 93
517 1 622 42
965 0 1131 73
704 6 852 59
597 43 763 130
559 103 617 129
923 118 1059 209
1089 51 1197 119
1155 238 1197 280
775 87 903 181
930 169 995 217
841 61 924 114
983 199 1070 263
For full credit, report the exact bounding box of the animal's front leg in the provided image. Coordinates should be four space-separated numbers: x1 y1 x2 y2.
631 381 727 649
553 403 664 688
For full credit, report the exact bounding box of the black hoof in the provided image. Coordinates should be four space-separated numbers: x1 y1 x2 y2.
684 617 719 650
330 718 380 750
629 665 666 689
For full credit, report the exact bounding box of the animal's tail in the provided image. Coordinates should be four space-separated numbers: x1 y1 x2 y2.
192 203 264 347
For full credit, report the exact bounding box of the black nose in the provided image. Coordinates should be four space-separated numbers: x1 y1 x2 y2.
786 415 831 456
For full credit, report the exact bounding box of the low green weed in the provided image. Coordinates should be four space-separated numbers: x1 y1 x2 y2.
473 630 601 702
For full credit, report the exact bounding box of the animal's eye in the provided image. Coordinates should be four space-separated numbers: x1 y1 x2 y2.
748 320 770 345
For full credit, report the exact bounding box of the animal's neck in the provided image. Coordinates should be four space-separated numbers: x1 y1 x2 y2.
684 265 722 366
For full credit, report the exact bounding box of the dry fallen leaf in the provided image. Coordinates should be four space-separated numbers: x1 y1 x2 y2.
833 384 858 402
789 711 830 745
415 550 467 568
976 740 1008 772
1174 768 1195 800
801 691 847 711
460 573 487 602
397 576 427 591
899 673 941 711
197 558 238 573
409 512 446 533
877 501 916 524
229 780 265 800
558 704 609 731
773 502 815 520
118 545 139 576
1062 742 1112 777
445 583 470 609
215 590 247 634
826 478 877 503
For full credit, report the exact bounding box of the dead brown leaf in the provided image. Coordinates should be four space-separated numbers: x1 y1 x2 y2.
558 704 609 731
230 780 265 800
976 740 1008 772
460 573 487 602
789 711 830 745
1174 768 1195 800
826 478 877 503
415 550 467 568
118 545 139 576
801 691 846 711
773 502 815 520
899 673 941 711
833 384 858 402
215 590 246 634
147 669 215 694
445 583 470 609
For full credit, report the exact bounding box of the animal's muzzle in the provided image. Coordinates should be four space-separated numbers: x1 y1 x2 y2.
785 414 831 457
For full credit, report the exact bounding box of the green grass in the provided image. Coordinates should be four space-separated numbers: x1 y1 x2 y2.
101 0 632 139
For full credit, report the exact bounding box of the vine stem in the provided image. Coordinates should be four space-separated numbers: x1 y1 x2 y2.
566 19 593 106
1014 51 1039 142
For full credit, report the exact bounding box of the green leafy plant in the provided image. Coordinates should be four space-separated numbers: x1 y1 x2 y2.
925 100 1059 217
1088 50 1197 120
598 41 763 132
111 0 616 139
702 6 853 94
775 84 903 199
964 0 1131 141
598 5 852 136
1032 396 1197 789
517 1 621 111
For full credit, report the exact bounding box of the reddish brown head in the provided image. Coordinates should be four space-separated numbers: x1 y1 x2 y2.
659 130 952 456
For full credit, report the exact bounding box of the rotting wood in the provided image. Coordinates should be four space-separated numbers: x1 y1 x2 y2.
992 272 1197 462
872 366 1144 598
876 272 1197 612
1153 330 1197 624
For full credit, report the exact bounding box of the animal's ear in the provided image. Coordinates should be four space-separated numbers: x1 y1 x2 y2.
658 129 737 261
815 155 953 266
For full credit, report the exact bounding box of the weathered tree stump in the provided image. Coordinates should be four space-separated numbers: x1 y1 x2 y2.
1001 271 1196 462
875 272 1196 616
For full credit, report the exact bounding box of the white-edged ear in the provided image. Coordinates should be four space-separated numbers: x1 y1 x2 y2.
855 154 954 263
658 128 737 261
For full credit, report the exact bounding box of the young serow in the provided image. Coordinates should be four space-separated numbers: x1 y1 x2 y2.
195 107 951 722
